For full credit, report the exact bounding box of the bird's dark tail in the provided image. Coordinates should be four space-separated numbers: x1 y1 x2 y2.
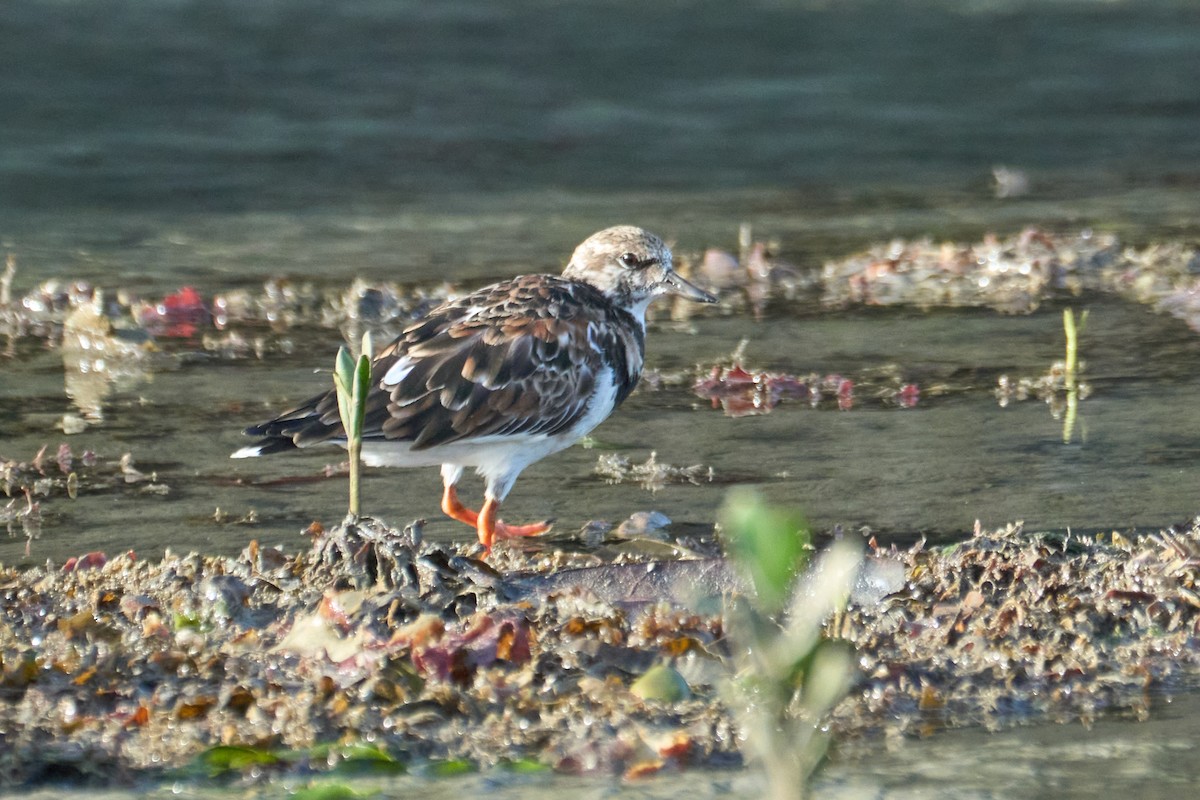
230 436 303 459
230 389 345 459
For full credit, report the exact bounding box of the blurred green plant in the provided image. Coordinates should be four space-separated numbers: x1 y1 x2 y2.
194 744 282 778
424 758 476 777
190 740 408 782
290 783 380 800
721 488 861 800
333 332 373 518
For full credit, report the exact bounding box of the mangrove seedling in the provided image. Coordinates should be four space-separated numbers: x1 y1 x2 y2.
720 488 861 800
1062 308 1088 443
333 332 373 519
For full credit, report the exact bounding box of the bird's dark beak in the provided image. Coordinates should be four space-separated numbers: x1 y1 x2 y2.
662 269 718 303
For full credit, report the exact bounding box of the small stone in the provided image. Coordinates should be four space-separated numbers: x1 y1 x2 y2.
616 511 672 540
630 664 691 703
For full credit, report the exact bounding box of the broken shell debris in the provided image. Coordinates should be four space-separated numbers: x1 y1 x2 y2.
3 516 1200 785
5 227 1200 356
594 452 713 491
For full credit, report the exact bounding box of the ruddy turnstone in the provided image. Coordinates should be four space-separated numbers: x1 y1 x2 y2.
232 226 717 550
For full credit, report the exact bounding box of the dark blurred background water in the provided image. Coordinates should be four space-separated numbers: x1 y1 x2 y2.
3 0 1199 289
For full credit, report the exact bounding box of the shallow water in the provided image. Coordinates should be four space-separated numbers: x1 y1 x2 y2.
4 0 1200 793
10 692 1200 799
5 291 1200 564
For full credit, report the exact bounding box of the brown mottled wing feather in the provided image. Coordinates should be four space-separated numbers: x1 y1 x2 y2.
243 275 643 452
375 275 640 450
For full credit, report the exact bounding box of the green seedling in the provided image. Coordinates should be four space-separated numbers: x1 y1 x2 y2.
333 332 373 518
1062 308 1088 444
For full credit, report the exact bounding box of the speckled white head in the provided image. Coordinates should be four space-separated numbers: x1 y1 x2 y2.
562 225 716 317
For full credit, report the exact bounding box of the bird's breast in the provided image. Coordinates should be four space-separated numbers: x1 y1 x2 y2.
569 368 623 442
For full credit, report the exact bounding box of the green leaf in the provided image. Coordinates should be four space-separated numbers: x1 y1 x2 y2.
337 743 395 762
425 758 476 777
721 488 811 613
801 639 856 715
334 346 355 438
500 757 550 774
195 744 282 776
291 783 379 800
172 612 203 631
330 743 407 776
304 742 336 760
335 345 356 383
352 353 371 434
358 331 374 396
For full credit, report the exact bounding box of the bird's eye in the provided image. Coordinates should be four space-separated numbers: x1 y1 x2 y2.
618 252 641 268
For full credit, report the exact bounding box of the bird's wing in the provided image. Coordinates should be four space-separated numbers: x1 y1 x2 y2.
242 276 641 452
374 276 628 449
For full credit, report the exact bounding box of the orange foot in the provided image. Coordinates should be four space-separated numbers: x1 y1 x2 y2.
441 485 551 551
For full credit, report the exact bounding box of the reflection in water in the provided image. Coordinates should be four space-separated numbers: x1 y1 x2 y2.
693 361 911 417
60 297 153 430
994 307 1093 443
1061 308 1088 444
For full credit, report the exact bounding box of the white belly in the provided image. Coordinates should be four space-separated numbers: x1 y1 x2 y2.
360 369 622 499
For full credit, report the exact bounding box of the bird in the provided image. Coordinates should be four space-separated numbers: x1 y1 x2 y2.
232 226 717 550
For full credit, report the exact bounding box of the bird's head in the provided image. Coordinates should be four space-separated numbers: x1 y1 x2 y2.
562 226 717 317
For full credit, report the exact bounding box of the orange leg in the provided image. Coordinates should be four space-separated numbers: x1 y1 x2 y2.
476 497 552 550
443 484 550 550
441 484 479 527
